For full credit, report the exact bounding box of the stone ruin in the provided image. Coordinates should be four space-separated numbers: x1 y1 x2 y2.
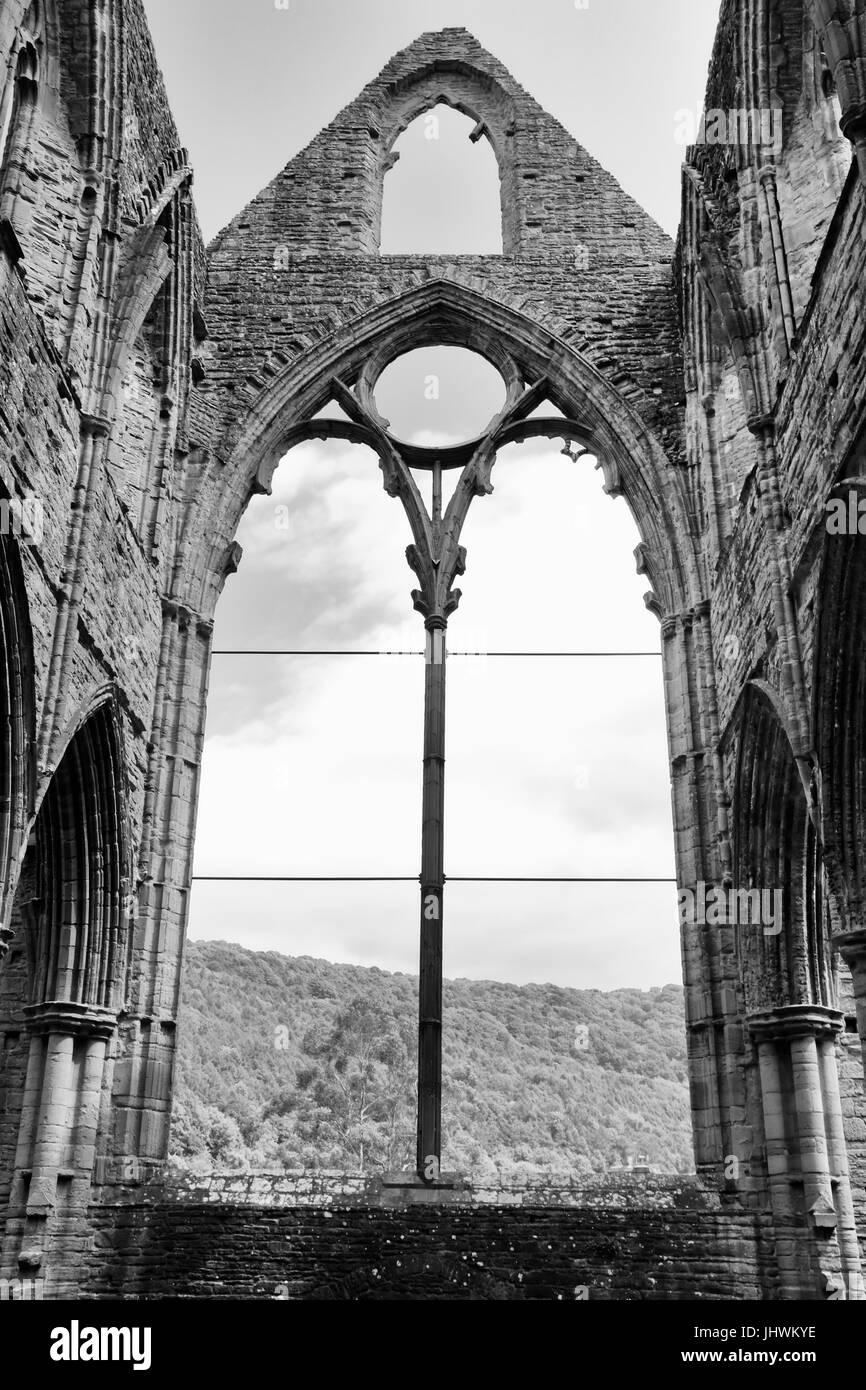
1 0 865 1298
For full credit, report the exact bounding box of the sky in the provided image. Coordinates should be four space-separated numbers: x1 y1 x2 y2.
139 0 724 989
141 0 721 242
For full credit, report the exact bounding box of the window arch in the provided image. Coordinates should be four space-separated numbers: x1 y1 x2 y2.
15 700 130 1013
731 684 832 1017
380 103 504 255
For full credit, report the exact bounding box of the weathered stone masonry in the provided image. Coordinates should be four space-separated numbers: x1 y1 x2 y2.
1 1 865 1298
81 1175 774 1302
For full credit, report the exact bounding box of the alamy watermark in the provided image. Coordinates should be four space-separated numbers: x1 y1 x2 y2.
679 882 782 936
826 489 866 535
0 493 43 545
674 107 783 154
0 1276 43 1299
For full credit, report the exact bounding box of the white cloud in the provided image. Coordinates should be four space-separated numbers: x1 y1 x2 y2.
190 428 678 988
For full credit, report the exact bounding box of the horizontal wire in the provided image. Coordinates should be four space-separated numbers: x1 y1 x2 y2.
211 650 663 658
192 875 677 883
448 877 676 883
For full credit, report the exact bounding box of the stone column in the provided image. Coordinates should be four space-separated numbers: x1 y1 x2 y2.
0 1004 115 1289
817 1032 866 1299
754 1037 803 1298
748 1005 865 1299
25 1033 75 1219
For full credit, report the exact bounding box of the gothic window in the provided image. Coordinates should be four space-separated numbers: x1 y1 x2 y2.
380 104 503 255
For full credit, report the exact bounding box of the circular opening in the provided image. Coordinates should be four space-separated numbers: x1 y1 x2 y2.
373 346 507 447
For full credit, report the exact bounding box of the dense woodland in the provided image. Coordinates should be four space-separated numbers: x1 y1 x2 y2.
170 941 694 1178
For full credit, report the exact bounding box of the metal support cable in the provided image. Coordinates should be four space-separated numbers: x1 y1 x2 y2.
211 650 662 657
192 875 677 883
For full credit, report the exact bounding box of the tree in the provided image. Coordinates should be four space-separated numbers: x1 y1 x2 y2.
267 996 416 1173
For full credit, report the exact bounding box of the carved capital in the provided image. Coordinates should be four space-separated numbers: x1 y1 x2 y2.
746 1004 844 1044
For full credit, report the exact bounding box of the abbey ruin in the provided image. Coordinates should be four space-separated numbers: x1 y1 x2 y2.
1 0 865 1299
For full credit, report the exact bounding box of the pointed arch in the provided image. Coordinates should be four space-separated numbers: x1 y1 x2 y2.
13 695 131 1016
730 681 833 1016
373 61 520 253
813 509 866 929
380 103 504 255
182 280 698 625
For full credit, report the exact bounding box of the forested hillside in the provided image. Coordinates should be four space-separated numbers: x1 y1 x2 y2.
170 941 694 1178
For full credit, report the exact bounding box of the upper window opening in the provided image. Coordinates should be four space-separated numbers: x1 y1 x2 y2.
374 346 506 447
380 104 503 255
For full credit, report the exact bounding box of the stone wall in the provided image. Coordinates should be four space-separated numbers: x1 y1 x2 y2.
93 1170 723 1211
78 1175 774 1301
0 0 206 1290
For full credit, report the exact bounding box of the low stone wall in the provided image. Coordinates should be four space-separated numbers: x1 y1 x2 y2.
91 1169 721 1211
76 1172 776 1301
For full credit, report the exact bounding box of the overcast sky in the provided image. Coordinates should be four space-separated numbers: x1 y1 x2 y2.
141 0 721 242
140 1 722 989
